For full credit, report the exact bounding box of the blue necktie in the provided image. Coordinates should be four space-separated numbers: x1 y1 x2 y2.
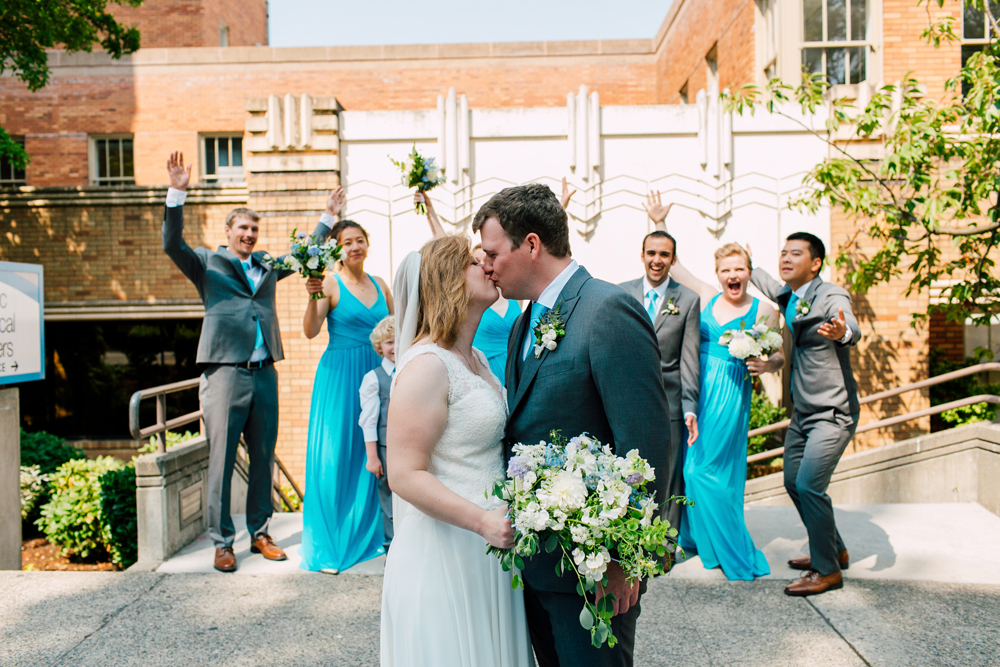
645 289 659 322
242 260 266 352
522 302 550 361
785 293 800 331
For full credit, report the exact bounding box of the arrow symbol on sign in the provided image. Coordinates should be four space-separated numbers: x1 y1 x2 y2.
10 362 17 372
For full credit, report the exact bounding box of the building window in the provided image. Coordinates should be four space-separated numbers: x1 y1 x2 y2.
202 135 244 183
679 81 690 104
706 43 719 89
801 0 868 85
0 137 27 186
219 23 230 47
962 0 996 95
757 0 779 82
91 136 135 186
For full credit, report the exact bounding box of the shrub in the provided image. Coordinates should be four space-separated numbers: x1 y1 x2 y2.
99 465 138 569
20 429 85 475
19 465 48 520
941 402 999 427
748 388 787 457
138 429 199 454
37 456 122 561
280 484 301 511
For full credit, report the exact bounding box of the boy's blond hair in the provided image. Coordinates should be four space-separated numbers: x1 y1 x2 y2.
369 315 395 356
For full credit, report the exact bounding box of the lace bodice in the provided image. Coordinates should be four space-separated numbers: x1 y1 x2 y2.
392 343 508 510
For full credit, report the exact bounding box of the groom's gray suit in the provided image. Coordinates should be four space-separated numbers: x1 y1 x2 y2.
505 266 671 667
163 203 330 547
751 268 861 576
618 277 700 534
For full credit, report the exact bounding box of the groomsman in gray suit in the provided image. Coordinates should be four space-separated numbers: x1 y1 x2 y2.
750 232 861 596
163 152 342 572
619 230 700 539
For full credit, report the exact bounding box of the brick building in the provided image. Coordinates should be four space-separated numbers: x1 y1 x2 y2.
0 0 984 481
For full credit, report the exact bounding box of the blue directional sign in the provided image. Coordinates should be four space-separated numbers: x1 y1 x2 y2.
0 262 45 385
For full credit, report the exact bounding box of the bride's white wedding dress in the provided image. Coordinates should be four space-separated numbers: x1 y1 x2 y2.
380 343 533 667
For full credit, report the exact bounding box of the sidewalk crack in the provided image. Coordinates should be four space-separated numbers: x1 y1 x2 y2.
805 596 872 667
52 574 166 666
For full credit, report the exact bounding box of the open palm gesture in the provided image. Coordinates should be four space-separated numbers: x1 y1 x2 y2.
166 152 192 191
643 190 673 225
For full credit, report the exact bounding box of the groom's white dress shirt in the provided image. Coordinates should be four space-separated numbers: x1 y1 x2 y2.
791 278 852 345
522 259 579 360
166 186 339 362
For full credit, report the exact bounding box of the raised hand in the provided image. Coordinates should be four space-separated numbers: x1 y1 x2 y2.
642 190 673 227
818 308 848 340
560 177 576 210
166 151 192 191
326 186 346 217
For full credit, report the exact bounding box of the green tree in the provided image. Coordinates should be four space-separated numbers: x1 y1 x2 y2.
0 0 143 169
725 0 1000 332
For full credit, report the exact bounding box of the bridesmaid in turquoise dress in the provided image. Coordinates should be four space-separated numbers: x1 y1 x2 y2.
419 193 522 384
300 219 393 573
661 241 784 581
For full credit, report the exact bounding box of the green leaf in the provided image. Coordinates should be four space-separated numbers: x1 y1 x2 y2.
596 621 610 646
513 555 525 571
544 533 559 553
579 607 595 630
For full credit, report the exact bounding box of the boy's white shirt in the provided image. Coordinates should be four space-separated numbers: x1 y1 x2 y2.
358 358 396 442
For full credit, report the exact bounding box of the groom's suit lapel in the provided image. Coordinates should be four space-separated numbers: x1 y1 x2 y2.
653 280 678 333
506 307 532 399
220 246 254 294
509 267 591 416
794 276 824 345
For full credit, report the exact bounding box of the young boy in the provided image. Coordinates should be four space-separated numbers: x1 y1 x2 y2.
358 315 395 552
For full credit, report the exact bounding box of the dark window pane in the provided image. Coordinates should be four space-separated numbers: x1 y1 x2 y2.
205 138 216 175
991 0 1000 29
108 139 121 178
962 44 986 95
827 47 847 85
851 0 867 40
219 139 229 168
97 139 109 179
849 46 866 83
0 153 9 181
232 137 242 167
803 47 824 77
828 0 848 40
965 1 986 38
804 0 823 41
122 139 134 177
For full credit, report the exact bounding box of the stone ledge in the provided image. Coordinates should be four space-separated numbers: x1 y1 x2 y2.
135 436 208 482
0 184 248 207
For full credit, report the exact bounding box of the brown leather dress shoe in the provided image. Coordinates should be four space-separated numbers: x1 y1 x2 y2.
250 533 288 561
214 546 237 573
784 570 843 597
788 549 849 571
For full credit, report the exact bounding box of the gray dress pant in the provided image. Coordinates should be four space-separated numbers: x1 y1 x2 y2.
783 409 858 575
199 364 279 547
376 444 393 550
663 417 686 540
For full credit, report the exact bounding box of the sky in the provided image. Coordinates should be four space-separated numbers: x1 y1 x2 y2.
268 0 673 47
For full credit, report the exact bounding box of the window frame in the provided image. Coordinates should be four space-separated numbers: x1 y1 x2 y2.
961 1 995 95
0 136 27 187
89 134 136 186
199 133 246 184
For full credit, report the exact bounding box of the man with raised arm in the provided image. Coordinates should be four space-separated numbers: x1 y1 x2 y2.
750 233 861 596
162 152 344 573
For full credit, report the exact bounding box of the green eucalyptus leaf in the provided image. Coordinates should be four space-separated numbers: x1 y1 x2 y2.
579 607 595 630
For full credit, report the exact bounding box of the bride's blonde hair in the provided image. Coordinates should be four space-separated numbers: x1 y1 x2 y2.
415 235 473 348
714 243 751 271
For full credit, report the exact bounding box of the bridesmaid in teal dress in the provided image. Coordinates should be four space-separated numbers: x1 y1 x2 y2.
659 240 784 581
418 193 521 384
300 218 393 573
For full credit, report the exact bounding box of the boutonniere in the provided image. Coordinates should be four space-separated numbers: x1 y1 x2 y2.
661 297 679 316
532 305 566 359
259 252 275 268
795 298 812 320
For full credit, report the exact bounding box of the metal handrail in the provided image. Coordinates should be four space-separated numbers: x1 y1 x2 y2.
747 362 1000 464
128 377 303 511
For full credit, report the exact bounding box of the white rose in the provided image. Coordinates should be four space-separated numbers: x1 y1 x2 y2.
288 256 303 271
306 256 320 270
728 336 762 360
545 340 557 351
533 344 544 357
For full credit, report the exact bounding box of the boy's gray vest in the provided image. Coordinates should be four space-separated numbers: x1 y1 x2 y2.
375 365 391 448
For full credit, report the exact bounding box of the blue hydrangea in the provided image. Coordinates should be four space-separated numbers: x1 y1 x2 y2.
290 243 301 252
296 232 308 240
508 456 531 480
626 473 644 485
307 246 321 257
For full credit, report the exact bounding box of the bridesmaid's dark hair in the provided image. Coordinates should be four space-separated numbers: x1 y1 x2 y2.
330 219 369 244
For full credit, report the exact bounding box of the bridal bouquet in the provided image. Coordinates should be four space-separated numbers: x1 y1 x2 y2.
269 229 343 300
389 146 446 214
718 320 783 360
487 431 683 649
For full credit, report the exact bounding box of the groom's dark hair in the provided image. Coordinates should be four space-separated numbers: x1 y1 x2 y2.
786 231 825 269
472 183 571 258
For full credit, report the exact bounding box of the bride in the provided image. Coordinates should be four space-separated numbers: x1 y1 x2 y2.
380 235 533 667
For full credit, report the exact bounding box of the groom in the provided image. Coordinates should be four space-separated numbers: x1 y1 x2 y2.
475 184 671 667
750 232 860 596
